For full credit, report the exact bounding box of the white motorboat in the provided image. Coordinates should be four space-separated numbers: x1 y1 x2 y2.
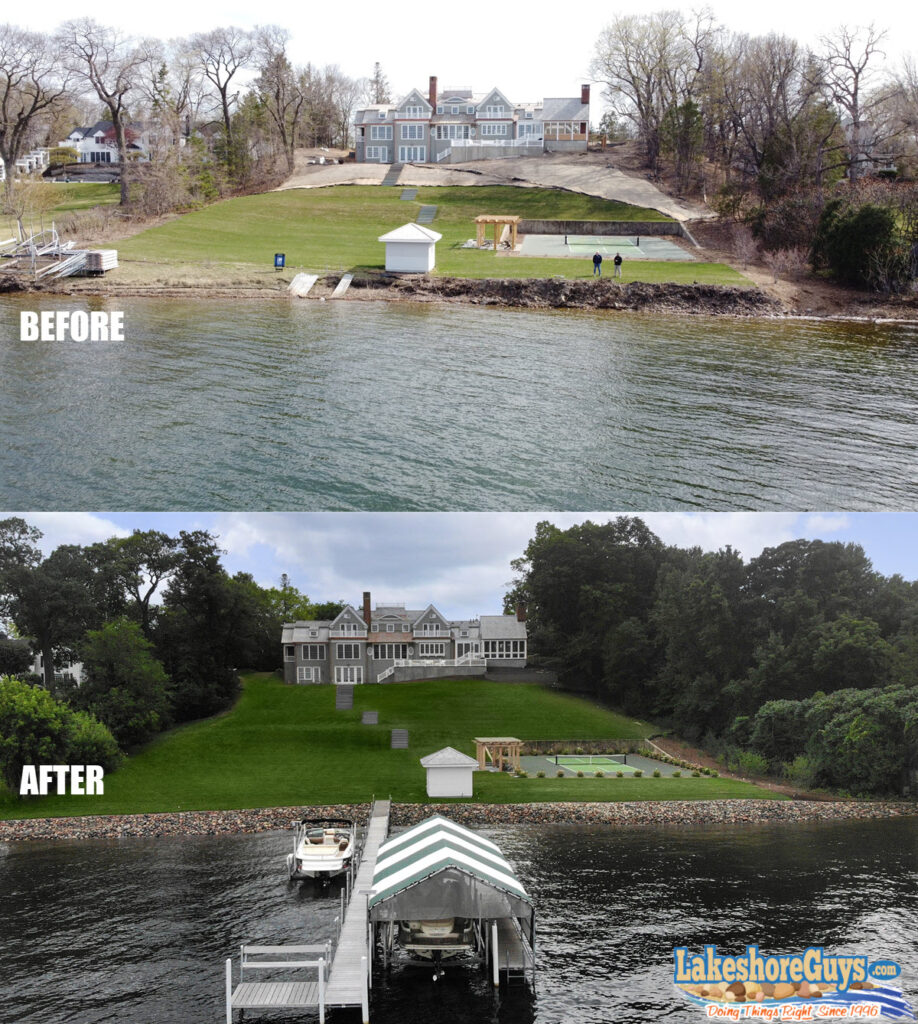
286 818 355 880
396 917 476 960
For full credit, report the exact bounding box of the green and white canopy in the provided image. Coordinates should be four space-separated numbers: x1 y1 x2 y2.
368 815 534 933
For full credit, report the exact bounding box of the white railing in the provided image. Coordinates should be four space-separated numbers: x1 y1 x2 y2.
330 628 367 638
436 147 452 161
451 137 543 148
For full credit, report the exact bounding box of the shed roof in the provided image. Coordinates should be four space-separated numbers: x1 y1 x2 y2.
378 223 442 243
420 746 479 768
541 97 589 121
368 815 532 921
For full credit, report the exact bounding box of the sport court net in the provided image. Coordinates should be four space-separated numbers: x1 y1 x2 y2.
553 754 628 765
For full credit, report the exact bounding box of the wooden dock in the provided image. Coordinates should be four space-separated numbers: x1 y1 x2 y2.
225 800 391 1022
326 799 391 1019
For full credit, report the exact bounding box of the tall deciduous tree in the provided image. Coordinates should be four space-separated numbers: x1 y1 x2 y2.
190 26 254 172
59 19 146 205
254 25 307 174
0 24 71 200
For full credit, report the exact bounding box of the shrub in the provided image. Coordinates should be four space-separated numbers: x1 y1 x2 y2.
653 769 661 777
710 770 719 777
673 770 682 777
556 769 565 778
65 710 122 773
516 770 528 778
594 770 605 778
575 747 584 755
576 770 585 777
616 771 624 778
633 769 643 778
536 770 545 778
782 755 814 788
692 770 701 777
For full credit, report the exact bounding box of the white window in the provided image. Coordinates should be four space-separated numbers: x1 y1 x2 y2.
460 629 469 637
518 123 540 137
419 642 446 656
371 622 378 632
370 125 392 140
337 622 361 635
375 643 409 659
378 110 387 119
309 629 318 637
404 105 424 117
456 642 480 657
335 666 363 684
297 666 321 682
451 105 459 114
485 105 505 116
386 623 395 632
400 124 425 140
398 145 426 162
435 124 470 140
284 645 295 661
336 643 361 660
436 104 443 114
467 105 474 114
481 124 508 136
302 644 325 660
483 639 526 659
401 623 409 633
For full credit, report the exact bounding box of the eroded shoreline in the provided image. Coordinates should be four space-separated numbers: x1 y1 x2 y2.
1 799 914 843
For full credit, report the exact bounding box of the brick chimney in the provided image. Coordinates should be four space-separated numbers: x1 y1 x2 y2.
429 75 438 109
581 84 590 105
363 591 371 626
516 603 527 623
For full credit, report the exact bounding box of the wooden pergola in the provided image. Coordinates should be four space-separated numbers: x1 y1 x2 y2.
474 736 522 773
474 214 520 251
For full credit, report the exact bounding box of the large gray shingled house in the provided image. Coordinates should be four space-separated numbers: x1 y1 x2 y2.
282 592 527 685
354 76 589 165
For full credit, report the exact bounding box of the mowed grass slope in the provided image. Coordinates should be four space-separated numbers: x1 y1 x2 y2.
116 184 746 284
50 182 121 212
0 674 776 819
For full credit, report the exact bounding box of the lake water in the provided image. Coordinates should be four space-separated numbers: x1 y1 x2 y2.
1 297 916 510
1 816 916 1023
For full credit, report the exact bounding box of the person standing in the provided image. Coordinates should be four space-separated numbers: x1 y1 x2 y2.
613 252 623 278
592 252 603 277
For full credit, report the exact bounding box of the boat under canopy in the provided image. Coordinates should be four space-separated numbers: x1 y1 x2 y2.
368 814 535 970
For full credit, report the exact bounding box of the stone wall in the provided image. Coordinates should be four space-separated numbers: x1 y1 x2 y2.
517 219 686 238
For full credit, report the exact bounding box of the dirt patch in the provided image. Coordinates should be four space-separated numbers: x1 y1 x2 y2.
350 274 782 315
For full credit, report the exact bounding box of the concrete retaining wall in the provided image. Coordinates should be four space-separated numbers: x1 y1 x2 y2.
383 664 486 683
518 219 685 238
442 144 542 163
521 738 649 755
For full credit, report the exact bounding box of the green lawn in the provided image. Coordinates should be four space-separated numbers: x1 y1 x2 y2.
50 182 120 213
0 674 776 819
116 184 746 285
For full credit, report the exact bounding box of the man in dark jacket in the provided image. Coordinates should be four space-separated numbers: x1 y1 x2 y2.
592 252 603 277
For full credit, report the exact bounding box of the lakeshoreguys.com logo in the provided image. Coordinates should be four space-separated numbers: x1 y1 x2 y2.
674 946 915 1020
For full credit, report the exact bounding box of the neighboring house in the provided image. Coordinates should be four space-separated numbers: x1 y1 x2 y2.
0 148 50 182
31 649 84 685
282 591 527 685
59 121 149 164
354 76 589 164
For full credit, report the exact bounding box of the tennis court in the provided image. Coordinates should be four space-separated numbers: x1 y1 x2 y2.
518 752 698 777
518 233 695 262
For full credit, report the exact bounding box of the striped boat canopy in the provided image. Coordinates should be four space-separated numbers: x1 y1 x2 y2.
368 815 534 932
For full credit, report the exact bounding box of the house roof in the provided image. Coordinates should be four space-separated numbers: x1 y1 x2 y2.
541 97 589 121
368 815 531 915
378 223 442 243
420 746 479 768
479 615 527 640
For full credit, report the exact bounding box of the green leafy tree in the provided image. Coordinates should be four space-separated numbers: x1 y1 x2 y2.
0 676 73 791
76 618 171 748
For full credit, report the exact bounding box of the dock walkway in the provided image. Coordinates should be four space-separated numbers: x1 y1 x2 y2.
225 799 390 1022
326 799 391 1017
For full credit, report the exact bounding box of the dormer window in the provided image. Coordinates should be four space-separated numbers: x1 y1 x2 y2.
451 105 459 114
378 110 387 119
401 624 409 632
405 105 423 117
371 622 378 632
387 623 395 632
485 105 505 117
467 105 474 114
526 110 533 119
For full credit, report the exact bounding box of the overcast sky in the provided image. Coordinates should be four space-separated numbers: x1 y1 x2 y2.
18 0 916 117
13 512 918 620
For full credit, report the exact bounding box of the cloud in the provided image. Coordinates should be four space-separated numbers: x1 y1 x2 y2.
17 512 131 554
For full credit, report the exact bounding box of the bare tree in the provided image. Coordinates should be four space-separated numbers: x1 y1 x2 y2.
367 62 390 104
190 26 254 162
254 25 307 173
0 24 72 198
59 19 146 205
819 24 895 181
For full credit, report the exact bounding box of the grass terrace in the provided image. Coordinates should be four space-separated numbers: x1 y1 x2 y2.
114 184 747 285
50 182 120 213
0 673 778 819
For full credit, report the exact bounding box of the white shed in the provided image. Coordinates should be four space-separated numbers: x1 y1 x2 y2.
420 746 479 798
378 222 443 272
